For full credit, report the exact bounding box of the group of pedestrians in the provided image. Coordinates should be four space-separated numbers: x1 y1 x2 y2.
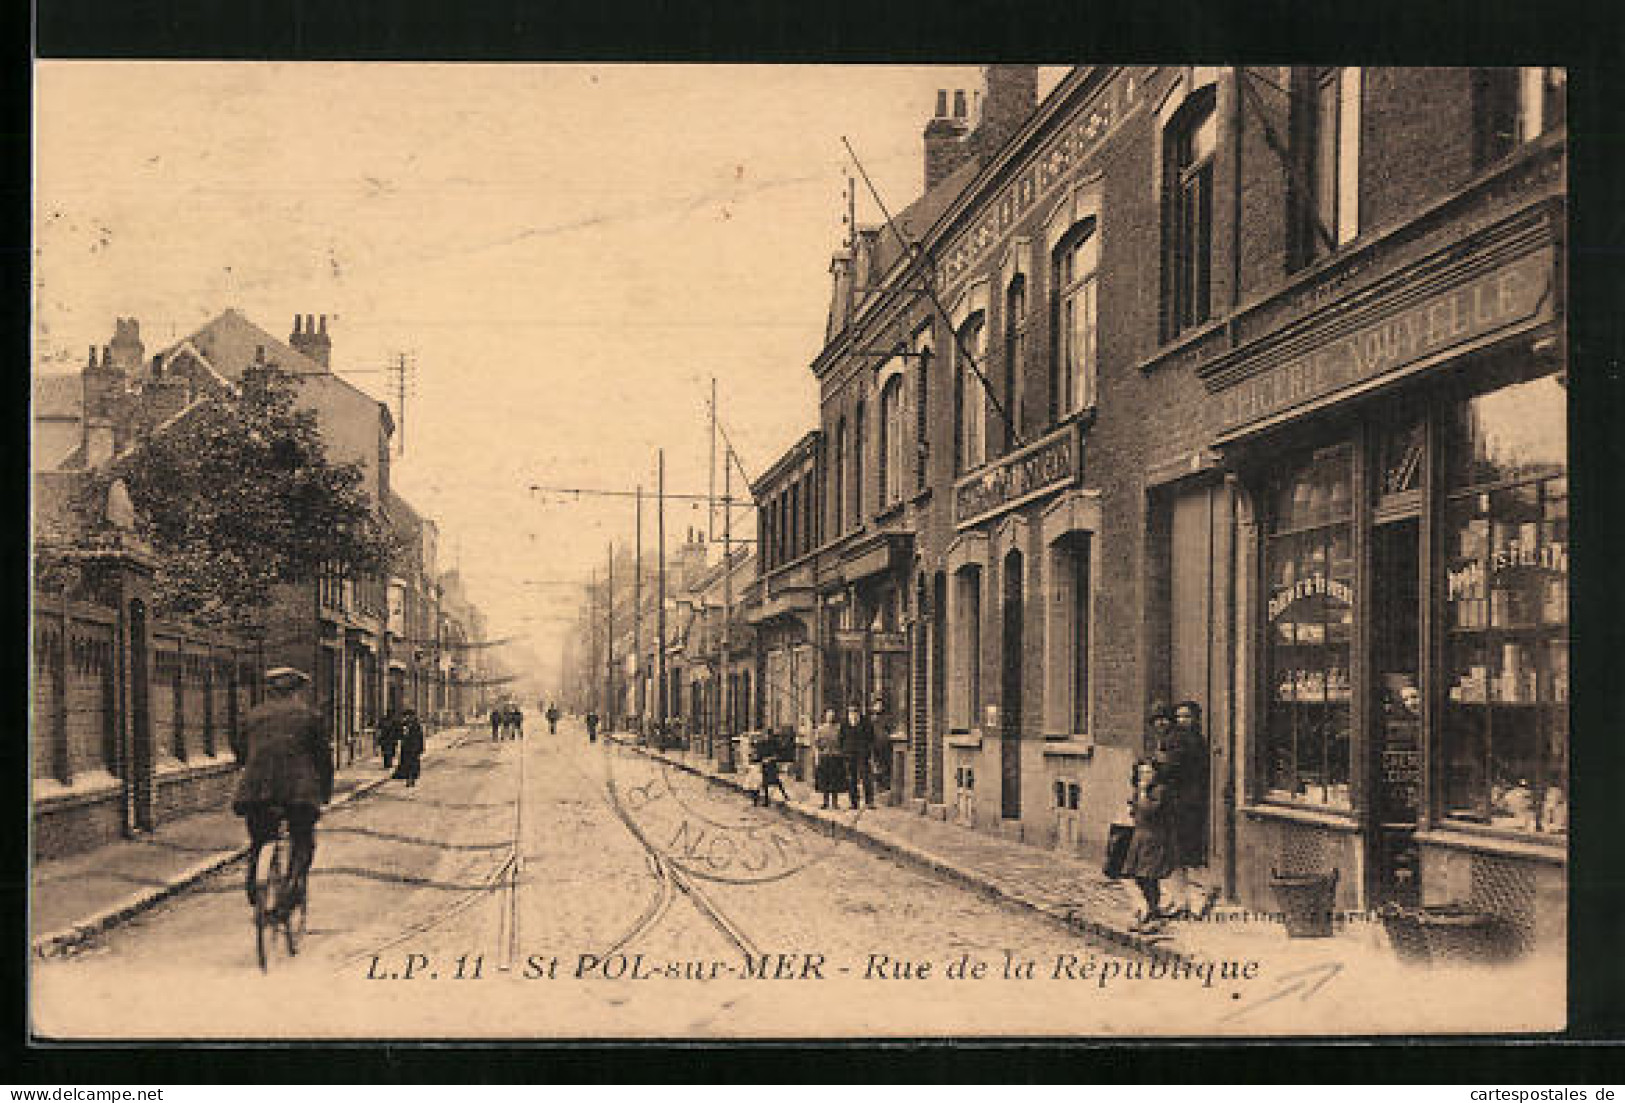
489 704 525 741
1116 699 1212 934
811 700 882 811
377 707 426 786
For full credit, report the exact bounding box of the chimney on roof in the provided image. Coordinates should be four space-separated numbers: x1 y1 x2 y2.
923 86 973 192
288 311 332 368
972 65 1039 159
108 317 145 374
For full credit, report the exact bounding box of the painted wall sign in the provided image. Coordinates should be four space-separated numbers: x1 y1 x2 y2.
1216 247 1555 434
939 72 1141 291
954 424 1080 528
1267 572 1354 622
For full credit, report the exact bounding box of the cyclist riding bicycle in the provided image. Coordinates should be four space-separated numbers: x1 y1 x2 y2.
233 667 334 915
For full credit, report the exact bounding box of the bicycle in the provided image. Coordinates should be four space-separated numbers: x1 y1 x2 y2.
250 822 308 972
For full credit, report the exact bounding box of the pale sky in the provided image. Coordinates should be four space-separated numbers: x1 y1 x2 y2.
34 62 1066 689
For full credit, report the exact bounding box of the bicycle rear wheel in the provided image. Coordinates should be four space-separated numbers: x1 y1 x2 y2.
252 845 280 972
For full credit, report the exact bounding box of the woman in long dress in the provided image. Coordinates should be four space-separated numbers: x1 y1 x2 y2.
813 709 846 809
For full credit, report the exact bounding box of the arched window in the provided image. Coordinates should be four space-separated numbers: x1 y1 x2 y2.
832 418 846 535
1161 84 1217 341
879 373 905 508
1052 222 1098 421
1004 275 1027 450
853 400 866 526
956 314 987 473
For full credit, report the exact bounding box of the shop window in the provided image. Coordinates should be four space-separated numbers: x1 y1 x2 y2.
1439 374 1567 835
955 314 987 472
1291 68 1361 269
1262 444 1355 810
879 373 905 508
1161 86 1216 342
1051 223 1099 422
1003 275 1026 449
1474 68 1566 169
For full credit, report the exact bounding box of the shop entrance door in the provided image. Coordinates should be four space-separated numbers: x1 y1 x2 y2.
1000 550 1023 820
1370 517 1423 907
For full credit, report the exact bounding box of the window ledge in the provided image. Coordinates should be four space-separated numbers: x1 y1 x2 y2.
947 730 983 749
1413 827 1567 866
1240 801 1360 832
1041 737 1095 759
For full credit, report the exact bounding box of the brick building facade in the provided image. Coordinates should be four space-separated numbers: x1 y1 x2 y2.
749 65 1566 949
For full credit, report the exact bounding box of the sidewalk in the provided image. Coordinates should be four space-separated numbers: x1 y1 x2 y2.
31 724 478 956
613 734 1395 970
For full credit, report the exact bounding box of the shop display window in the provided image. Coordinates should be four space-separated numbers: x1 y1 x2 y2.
1262 443 1355 810
1439 374 1567 835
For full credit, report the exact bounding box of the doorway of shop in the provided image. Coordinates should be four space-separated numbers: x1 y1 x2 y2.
1371 516 1423 907
1000 549 1023 820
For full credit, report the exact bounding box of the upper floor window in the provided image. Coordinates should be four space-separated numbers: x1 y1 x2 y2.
1052 224 1099 421
955 314 987 473
879 373 906 509
1161 86 1217 342
1475 67 1566 169
1003 276 1027 450
1292 67 1361 269
831 418 847 535
913 326 933 491
853 399 866 526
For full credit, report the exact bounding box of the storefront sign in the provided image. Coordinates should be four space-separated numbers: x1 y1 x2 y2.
1216 248 1554 435
955 424 1080 529
832 629 908 653
940 72 1141 291
1267 572 1354 622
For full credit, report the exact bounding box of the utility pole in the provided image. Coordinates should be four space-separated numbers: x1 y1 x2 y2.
708 377 717 546
657 450 667 736
606 541 615 732
634 485 643 737
719 451 735 772
395 352 409 456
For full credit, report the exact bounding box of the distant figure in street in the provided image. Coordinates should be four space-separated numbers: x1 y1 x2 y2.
511 705 524 740
585 711 600 742
233 667 332 912
379 709 401 770
490 706 503 742
813 709 845 810
753 732 792 807
546 703 560 735
394 708 426 787
839 700 875 810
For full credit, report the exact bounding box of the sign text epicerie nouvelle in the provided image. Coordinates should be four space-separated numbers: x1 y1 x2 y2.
1218 248 1554 433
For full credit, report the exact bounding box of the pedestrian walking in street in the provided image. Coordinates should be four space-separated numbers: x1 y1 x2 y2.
753 732 792 807
1160 699 1216 919
839 700 875 810
490 706 503 741
379 709 401 770
546 703 560 735
511 705 524 740
393 708 425 787
232 667 332 913
585 711 599 742
1122 757 1175 934
813 709 845 809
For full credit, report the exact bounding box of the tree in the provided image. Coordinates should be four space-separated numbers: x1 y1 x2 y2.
97 364 397 623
